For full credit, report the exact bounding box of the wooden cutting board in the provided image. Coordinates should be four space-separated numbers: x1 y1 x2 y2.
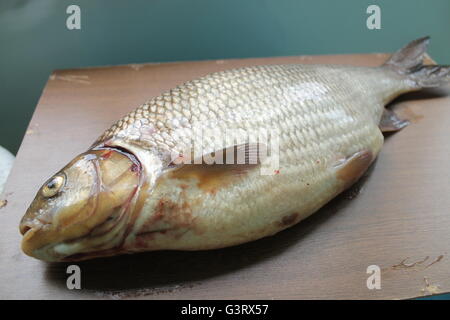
1 53 449 300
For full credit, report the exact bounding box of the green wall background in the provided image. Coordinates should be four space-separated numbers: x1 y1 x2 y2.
1 0 449 154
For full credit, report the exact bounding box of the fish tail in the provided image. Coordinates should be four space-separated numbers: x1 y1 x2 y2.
383 36 450 88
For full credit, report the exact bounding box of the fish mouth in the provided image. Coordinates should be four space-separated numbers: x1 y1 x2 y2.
20 224 32 236
20 214 56 258
20 214 51 236
20 221 127 262
20 208 133 262
21 225 57 261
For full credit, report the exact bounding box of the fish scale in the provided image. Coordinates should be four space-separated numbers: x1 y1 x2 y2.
99 65 398 156
20 37 450 261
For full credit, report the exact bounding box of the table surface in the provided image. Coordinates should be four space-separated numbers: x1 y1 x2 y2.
1 53 449 300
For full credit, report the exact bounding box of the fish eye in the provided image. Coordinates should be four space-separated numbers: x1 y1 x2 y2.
42 174 65 198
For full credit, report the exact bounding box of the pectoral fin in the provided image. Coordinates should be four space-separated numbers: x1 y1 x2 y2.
166 143 266 194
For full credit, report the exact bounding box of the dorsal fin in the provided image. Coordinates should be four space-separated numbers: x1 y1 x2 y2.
383 37 430 73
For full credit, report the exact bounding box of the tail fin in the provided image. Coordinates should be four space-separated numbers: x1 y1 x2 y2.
384 36 450 88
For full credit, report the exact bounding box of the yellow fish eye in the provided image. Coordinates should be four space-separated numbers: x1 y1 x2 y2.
42 174 65 198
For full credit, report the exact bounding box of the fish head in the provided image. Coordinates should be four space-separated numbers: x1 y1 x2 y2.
19 147 141 261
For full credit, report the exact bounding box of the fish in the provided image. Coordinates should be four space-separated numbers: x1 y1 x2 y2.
19 37 450 262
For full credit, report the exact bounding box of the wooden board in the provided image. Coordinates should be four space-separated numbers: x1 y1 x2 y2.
1 53 449 300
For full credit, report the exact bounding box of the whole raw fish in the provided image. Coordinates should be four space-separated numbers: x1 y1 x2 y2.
20 37 450 261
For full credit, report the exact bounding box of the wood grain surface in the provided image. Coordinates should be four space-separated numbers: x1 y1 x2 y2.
1 53 449 300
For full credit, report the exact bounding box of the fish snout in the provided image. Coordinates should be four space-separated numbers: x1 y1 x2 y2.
20 226 42 259
19 201 54 235
19 202 62 260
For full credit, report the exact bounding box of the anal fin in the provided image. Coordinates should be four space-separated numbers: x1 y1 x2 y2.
379 108 410 133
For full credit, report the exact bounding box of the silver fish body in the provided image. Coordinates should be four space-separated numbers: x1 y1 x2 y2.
98 65 402 251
